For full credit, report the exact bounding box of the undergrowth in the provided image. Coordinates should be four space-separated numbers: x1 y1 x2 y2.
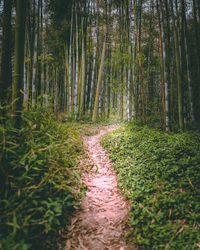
0 110 88 249
101 123 200 249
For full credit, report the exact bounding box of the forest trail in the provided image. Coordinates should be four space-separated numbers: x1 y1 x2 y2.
64 125 134 250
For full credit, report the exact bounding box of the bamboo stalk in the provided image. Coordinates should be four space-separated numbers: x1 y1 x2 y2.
92 38 106 123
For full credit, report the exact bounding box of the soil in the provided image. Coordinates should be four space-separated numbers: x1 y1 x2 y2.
64 125 135 250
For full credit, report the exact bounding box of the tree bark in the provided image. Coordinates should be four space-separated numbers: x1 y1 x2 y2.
12 0 26 127
133 0 145 122
156 0 167 130
169 0 183 130
92 38 106 122
0 0 13 107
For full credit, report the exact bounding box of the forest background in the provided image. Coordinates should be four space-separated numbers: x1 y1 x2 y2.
0 0 200 249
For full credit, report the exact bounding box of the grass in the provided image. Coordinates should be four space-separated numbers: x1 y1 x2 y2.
101 123 200 249
0 110 88 249
0 109 122 249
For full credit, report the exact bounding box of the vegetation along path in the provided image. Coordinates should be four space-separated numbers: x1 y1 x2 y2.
65 126 133 250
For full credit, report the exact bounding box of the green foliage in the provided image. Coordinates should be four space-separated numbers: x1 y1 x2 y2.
0 109 85 249
101 123 200 249
25 54 54 63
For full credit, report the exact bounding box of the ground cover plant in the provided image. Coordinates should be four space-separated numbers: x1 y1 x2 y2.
101 124 200 249
0 110 90 250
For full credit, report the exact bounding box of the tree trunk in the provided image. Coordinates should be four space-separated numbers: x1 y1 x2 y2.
133 0 146 122
192 0 200 124
64 44 69 112
0 0 13 107
156 0 166 130
12 0 26 127
170 0 183 130
71 34 75 118
27 0 36 109
92 38 106 122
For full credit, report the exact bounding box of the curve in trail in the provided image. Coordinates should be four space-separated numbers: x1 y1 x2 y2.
65 126 134 250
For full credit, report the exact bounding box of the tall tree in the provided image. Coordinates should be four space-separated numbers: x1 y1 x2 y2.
27 0 36 109
0 0 13 107
133 0 146 121
169 0 183 129
92 37 106 122
192 0 200 124
12 0 26 127
156 0 167 130
0 0 13 198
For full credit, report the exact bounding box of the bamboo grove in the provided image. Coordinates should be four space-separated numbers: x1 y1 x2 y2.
0 0 200 130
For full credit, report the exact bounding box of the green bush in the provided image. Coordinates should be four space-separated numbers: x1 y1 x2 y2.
101 124 200 249
0 109 85 249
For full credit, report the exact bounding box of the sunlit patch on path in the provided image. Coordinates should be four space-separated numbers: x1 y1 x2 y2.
64 125 134 250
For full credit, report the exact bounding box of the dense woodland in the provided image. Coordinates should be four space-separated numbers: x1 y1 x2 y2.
1 0 200 128
0 0 200 249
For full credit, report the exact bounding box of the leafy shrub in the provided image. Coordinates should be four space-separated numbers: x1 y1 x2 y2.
101 124 200 249
0 109 85 249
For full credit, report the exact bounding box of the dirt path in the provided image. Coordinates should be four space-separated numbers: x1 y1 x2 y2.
65 125 134 250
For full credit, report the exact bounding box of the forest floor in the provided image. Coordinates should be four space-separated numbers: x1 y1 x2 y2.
64 125 135 250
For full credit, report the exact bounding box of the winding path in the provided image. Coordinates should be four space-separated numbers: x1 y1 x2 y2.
65 126 134 250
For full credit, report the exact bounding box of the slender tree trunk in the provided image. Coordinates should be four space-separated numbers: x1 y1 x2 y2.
120 5 124 120
156 0 166 130
79 31 85 118
107 43 111 118
181 0 194 123
133 0 145 121
86 17 93 113
75 1 79 117
12 0 26 127
64 45 69 112
192 0 200 124
107 0 112 118
92 38 106 122
181 0 194 125
71 34 75 118
90 15 97 113
164 0 172 129
27 0 35 110
82 0 88 115
0 0 13 199
40 0 44 108
78 52 82 117
120 79 124 120
170 0 183 130
0 0 13 107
